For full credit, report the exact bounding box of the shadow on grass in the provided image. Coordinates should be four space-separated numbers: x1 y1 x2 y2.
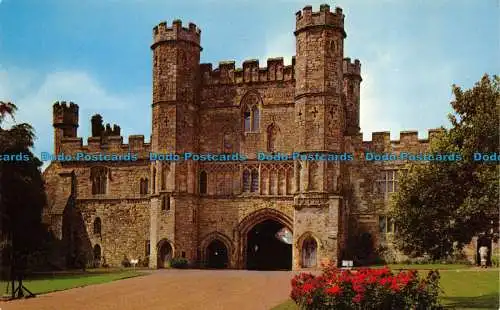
443 292 500 309
25 268 149 280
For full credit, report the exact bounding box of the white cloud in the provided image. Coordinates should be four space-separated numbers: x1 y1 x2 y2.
0 67 150 166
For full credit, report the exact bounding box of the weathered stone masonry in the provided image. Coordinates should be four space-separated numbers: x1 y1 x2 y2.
42 4 493 270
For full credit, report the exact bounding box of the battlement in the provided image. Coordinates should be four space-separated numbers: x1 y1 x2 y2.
59 134 151 160
53 101 78 126
356 129 446 152
152 20 201 48
200 57 296 85
295 4 345 37
343 58 361 78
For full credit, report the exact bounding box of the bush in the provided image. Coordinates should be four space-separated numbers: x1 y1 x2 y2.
121 255 131 268
140 256 149 267
170 257 188 269
291 264 443 310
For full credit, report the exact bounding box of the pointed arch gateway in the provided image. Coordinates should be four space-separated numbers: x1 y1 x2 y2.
157 239 173 268
236 208 293 270
200 232 233 269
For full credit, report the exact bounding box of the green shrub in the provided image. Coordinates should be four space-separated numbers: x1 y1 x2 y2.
170 257 188 269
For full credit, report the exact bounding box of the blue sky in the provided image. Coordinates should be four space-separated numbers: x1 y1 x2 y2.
0 0 498 161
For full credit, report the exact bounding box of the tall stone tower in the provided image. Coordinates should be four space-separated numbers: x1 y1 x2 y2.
52 101 79 155
343 58 362 135
149 20 201 267
292 4 347 268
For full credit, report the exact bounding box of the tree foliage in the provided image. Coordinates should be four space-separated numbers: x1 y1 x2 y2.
0 100 47 276
391 75 499 259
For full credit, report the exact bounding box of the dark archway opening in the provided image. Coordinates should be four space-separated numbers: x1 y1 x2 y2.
93 244 101 268
246 219 292 270
206 240 228 269
157 241 173 268
476 236 492 266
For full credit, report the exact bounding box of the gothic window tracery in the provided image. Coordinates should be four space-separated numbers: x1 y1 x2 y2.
91 166 108 195
242 169 250 192
242 168 259 193
250 169 259 192
241 92 261 133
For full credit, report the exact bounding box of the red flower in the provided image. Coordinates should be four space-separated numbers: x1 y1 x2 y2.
390 278 400 292
379 277 391 286
325 285 342 295
352 293 363 303
302 283 315 293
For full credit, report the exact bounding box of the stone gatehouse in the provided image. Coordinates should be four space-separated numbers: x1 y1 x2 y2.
42 4 493 270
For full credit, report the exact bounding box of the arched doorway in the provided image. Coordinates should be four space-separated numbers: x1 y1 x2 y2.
206 240 229 269
246 219 292 270
157 240 173 268
93 244 101 267
476 236 492 266
301 237 317 268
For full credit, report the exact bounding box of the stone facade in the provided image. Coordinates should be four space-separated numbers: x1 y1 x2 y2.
42 4 496 270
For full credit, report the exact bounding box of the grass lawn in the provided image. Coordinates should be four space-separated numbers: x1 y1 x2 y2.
272 266 500 310
1 268 147 296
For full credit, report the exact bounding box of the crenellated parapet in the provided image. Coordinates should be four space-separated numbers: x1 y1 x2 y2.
59 134 151 160
343 58 361 79
200 57 295 85
295 4 345 37
53 101 78 126
355 129 445 153
152 20 201 49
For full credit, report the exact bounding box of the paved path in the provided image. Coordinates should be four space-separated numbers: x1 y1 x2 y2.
0 270 295 310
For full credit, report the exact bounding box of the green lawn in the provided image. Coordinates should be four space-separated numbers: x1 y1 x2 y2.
1 268 147 296
272 267 500 310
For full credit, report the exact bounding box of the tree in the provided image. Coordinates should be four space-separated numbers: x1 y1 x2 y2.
0 100 47 298
391 75 499 260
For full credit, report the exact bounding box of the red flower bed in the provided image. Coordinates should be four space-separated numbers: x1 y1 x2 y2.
291 264 443 309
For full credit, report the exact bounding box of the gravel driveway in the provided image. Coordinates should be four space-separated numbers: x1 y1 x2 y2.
0 269 295 310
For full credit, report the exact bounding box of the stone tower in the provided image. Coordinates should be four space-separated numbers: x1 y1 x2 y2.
343 58 362 135
292 4 347 268
149 20 201 268
52 101 79 155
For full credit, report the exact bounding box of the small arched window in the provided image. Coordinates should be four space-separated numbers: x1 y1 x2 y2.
93 217 102 235
242 169 250 192
241 92 261 133
199 171 207 194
